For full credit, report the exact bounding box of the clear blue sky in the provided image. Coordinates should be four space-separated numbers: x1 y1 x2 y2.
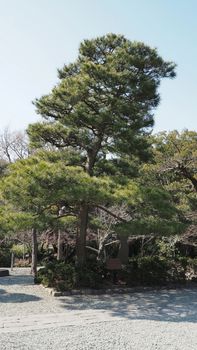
0 0 196 133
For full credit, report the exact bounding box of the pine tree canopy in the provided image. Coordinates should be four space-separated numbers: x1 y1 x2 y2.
28 33 176 176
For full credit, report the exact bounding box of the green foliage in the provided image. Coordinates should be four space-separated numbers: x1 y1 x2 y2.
120 256 186 286
37 254 195 290
36 262 77 291
11 244 29 258
0 153 118 234
76 265 104 288
28 33 176 173
0 204 33 235
133 256 172 284
2 157 116 208
0 34 177 266
115 219 185 237
156 236 179 259
0 247 11 267
113 180 184 236
36 261 104 290
138 130 197 237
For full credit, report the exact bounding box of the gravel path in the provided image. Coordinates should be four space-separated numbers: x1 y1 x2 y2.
0 268 197 349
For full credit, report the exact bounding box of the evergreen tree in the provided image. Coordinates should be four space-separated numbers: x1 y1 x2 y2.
141 130 197 224
28 33 176 264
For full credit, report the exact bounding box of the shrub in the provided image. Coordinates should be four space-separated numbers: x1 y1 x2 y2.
0 248 11 267
36 256 197 291
123 256 187 286
37 261 105 290
37 261 77 291
75 265 103 288
11 244 29 258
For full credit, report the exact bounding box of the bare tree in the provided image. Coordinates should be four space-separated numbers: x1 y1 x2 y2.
86 204 131 263
0 127 29 163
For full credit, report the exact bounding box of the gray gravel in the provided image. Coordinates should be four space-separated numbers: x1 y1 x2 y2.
0 268 197 349
1 320 197 350
0 268 65 317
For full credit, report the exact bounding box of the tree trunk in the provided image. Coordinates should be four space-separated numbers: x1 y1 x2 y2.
10 252 14 271
76 150 98 265
57 229 63 261
118 235 129 264
76 203 88 265
31 228 38 278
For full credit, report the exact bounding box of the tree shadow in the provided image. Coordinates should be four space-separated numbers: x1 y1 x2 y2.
59 288 197 323
0 288 7 295
0 288 42 303
0 275 34 286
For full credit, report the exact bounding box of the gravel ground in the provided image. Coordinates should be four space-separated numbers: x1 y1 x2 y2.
0 268 197 349
0 268 65 317
1 320 197 350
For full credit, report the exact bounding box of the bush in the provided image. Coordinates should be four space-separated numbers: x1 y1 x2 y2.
76 265 103 288
37 261 77 291
121 256 187 286
120 256 170 286
0 248 11 267
37 261 105 291
37 256 197 291
11 244 29 258
136 256 170 284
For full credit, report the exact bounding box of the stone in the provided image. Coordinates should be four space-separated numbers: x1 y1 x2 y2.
0 269 9 277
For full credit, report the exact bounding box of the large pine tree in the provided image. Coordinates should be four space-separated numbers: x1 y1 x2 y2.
28 33 176 264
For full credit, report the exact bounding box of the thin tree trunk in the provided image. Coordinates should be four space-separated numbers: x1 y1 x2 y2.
23 232 25 261
118 235 129 264
10 252 14 271
31 228 38 278
57 229 63 261
76 150 99 266
76 203 88 265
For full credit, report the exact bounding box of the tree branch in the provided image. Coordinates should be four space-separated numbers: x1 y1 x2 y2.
96 205 128 223
53 213 77 220
85 246 99 253
104 240 120 246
